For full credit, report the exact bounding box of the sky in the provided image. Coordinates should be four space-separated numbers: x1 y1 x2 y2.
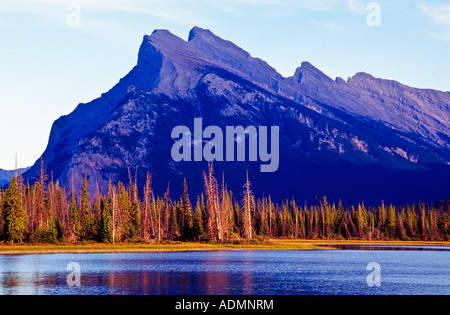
0 0 450 170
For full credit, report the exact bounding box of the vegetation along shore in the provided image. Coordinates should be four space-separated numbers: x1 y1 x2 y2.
1 163 449 248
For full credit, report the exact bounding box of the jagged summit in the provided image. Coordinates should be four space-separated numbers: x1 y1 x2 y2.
135 27 289 99
292 61 334 85
188 26 217 42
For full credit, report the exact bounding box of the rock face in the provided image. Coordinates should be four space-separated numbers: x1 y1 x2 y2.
23 27 450 205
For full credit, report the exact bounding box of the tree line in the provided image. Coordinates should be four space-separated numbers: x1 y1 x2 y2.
1 163 449 244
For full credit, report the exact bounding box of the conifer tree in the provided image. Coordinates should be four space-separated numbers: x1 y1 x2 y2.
387 204 397 239
377 201 388 238
419 203 428 241
80 176 93 240
170 202 181 240
334 200 344 237
0 189 4 239
66 189 79 242
3 177 26 243
180 178 193 240
68 189 80 240
99 196 113 242
130 183 141 239
242 172 254 240
36 157 48 230
406 206 418 239
46 211 58 243
141 173 155 241
203 164 222 241
193 195 206 241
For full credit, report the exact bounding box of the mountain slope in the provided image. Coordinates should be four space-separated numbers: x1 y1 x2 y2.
22 27 450 205
0 167 30 186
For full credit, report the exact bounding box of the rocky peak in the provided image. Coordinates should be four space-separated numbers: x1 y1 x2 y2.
293 61 334 85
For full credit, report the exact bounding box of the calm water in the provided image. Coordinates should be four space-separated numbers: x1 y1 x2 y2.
0 248 449 295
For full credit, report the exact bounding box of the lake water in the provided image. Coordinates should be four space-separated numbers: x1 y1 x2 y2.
0 248 449 295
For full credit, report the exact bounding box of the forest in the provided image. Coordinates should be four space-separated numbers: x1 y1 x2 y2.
1 162 449 244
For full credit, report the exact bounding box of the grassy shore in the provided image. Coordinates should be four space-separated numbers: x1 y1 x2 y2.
0 239 449 255
273 239 450 247
0 240 325 255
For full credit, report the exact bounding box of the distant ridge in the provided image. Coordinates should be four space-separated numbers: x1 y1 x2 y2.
0 167 30 186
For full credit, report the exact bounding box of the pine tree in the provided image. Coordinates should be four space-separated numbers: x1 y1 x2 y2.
193 195 206 241
378 201 388 238
130 181 141 239
387 204 397 239
99 196 113 243
162 185 172 240
80 176 93 240
141 173 155 241
242 172 254 240
334 200 344 237
36 157 48 230
260 198 270 239
321 196 332 239
180 178 193 240
397 209 408 240
46 211 58 243
419 203 428 241
117 181 131 241
68 189 80 241
357 203 368 239
107 180 119 244
3 177 26 243
406 206 418 239
203 164 222 241
0 164 448 244
0 188 4 239
170 202 181 240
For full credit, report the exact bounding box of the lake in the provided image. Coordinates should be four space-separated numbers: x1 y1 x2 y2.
0 247 449 295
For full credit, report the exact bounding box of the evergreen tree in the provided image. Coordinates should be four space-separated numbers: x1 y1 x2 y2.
242 172 254 240
170 202 181 240
406 206 418 239
322 196 332 239
68 189 81 240
193 196 206 241
203 164 222 241
46 212 58 243
0 165 448 244
387 204 397 239
141 173 155 241
117 181 131 240
180 178 194 240
80 176 93 240
334 200 344 237
99 196 113 243
0 189 4 239
357 203 368 239
3 177 26 243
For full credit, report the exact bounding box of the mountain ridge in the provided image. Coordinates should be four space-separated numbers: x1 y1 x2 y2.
21 27 450 205
0 167 30 186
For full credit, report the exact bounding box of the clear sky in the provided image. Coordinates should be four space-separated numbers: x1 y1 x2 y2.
1 0 449 170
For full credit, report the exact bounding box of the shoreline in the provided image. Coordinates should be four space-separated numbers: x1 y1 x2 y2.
1 239 449 255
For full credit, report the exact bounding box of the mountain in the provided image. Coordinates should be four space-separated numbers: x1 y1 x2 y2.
0 167 30 186
22 27 450 205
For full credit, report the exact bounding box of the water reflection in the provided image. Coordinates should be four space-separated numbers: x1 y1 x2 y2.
0 249 449 295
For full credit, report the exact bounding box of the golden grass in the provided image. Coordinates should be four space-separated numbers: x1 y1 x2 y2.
1 239 448 255
0 241 324 255
271 239 450 247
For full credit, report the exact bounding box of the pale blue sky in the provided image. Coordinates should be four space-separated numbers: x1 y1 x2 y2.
1 0 449 170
